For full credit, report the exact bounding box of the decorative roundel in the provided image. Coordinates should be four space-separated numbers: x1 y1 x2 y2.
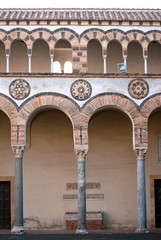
9 79 30 100
128 79 149 99
71 79 92 101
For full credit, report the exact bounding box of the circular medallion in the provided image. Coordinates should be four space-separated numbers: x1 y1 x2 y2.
9 79 30 100
128 79 149 99
71 79 92 101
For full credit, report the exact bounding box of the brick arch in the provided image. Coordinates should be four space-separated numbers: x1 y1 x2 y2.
53 28 79 48
0 29 7 45
30 29 51 51
140 94 161 120
5 29 30 53
18 93 81 147
81 93 147 149
145 30 161 44
80 29 105 47
0 94 17 123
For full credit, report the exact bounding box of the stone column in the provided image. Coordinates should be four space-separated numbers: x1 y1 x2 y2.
135 148 149 233
75 149 88 234
6 55 9 73
11 146 25 234
28 55 32 73
103 56 107 74
123 55 127 72
51 55 54 73
144 56 148 74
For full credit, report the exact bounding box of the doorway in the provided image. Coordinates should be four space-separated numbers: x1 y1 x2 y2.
0 181 11 229
155 179 161 228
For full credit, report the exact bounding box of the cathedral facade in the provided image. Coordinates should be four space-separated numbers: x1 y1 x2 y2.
0 8 161 234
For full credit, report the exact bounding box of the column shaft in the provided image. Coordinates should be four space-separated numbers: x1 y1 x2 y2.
103 56 107 74
75 149 88 234
51 56 54 73
135 149 149 233
28 55 32 73
144 56 148 74
6 55 9 73
12 146 25 234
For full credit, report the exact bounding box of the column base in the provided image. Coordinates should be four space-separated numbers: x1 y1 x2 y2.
11 225 25 234
76 228 88 234
135 227 149 233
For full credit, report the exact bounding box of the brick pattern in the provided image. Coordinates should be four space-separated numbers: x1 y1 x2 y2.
0 28 161 73
66 220 102 230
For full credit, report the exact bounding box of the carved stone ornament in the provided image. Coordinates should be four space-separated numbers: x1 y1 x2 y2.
135 148 147 160
71 79 92 101
12 146 25 158
128 79 149 99
9 79 30 100
75 149 88 162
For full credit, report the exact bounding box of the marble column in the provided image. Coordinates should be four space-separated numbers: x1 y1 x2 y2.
144 56 148 74
123 55 127 72
28 55 32 73
51 55 54 73
75 149 88 234
135 148 149 233
103 56 107 74
11 146 25 234
6 55 9 73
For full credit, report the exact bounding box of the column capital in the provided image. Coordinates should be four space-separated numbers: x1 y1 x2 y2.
75 148 88 162
12 146 25 158
135 148 147 160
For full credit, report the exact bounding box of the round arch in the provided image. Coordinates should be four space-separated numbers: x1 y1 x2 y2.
81 93 141 149
18 93 80 146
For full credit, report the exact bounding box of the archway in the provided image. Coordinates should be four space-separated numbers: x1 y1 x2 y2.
0 110 14 229
87 109 137 229
23 109 76 230
127 41 144 73
147 108 161 228
54 39 72 73
87 39 103 73
32 39 50 72
147 41 161 74
106 40 123 73
10 40 28 72
0 41 6 72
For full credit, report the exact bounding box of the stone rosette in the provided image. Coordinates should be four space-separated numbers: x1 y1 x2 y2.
128 79 149 99
71 79 92 101
9 79 30 100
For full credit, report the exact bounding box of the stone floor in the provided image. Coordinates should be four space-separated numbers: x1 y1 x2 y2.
0 231 161 240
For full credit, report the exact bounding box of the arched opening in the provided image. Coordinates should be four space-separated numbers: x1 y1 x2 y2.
0 110 14 229
64 61 72 73
32 39 50 72
54 39 72 73
106 40 123 73
24 109 76 230
147 107 161 228
0 41 6 72
147 41 161 74
53 61 61 73
88 109 136 229
10 40 28 72
87 39 103 73
127 41 144 73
